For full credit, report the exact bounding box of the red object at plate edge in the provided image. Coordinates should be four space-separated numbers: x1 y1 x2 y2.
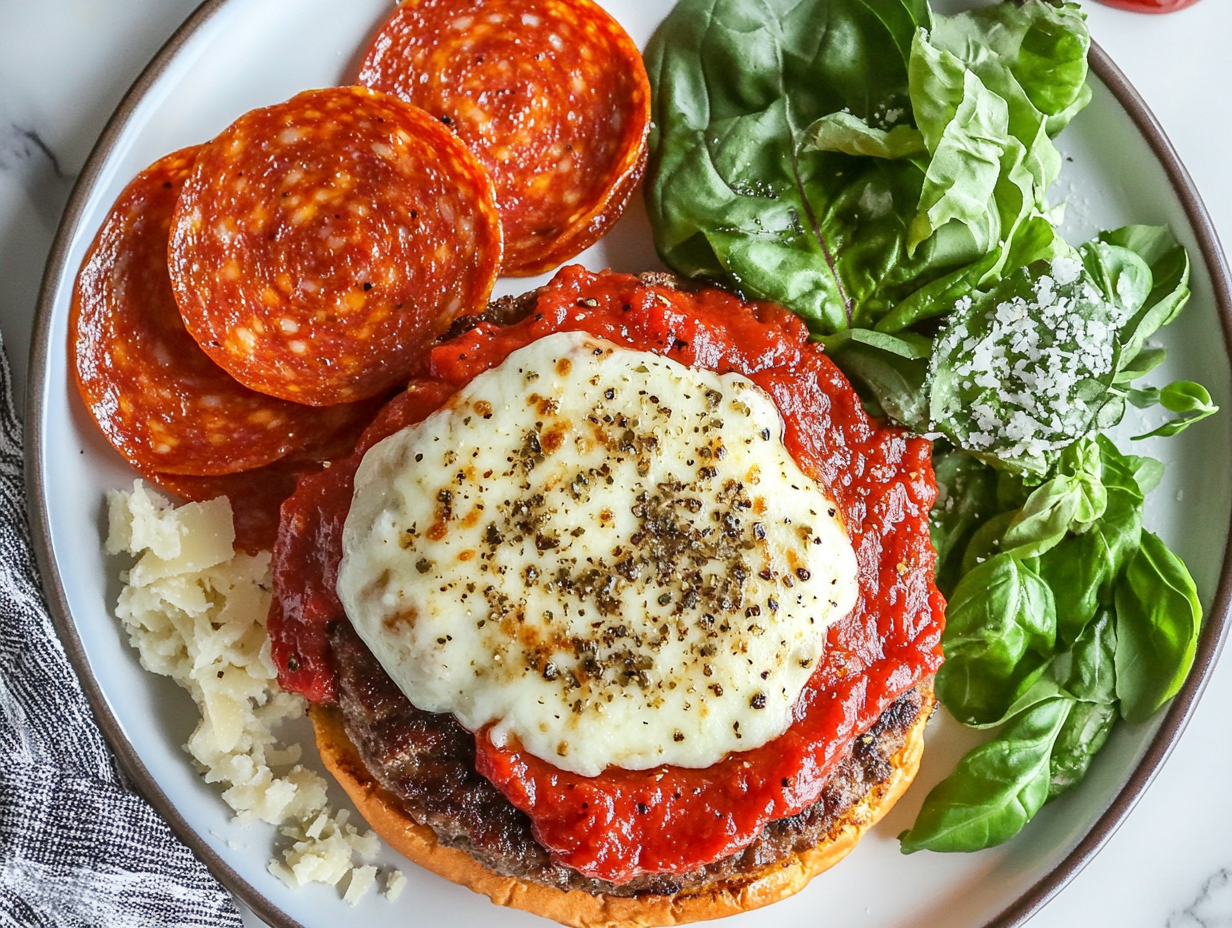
1094 0 1201 12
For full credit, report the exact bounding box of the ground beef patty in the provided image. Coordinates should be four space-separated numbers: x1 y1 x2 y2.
331 622 929 896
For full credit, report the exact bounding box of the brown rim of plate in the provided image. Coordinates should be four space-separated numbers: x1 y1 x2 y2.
21 6 1232 926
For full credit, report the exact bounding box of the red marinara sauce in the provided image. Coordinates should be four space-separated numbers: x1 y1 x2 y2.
268 266 946 881
1094 0 1200 11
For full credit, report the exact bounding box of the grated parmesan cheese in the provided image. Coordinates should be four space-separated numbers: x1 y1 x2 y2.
343 865 379 905
106 481 389 901
267 807 380 894
931 256 1117 468
384 869 407 901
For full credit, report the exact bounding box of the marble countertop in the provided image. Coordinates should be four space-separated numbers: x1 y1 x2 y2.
2 1 1229 926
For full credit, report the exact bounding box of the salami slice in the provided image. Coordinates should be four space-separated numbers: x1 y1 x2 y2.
71 147 378 477
169 87 503 407
357 0 651 276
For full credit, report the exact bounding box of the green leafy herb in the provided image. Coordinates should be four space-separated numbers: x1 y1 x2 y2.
900 696 1072 853
646 0 1091 335
1126 453 1166 494
1114 531 1202 723
927 258 1120 478
999 439 1107 557
935 553 1056 725
1047 611 1119 797
930 449 999 594
820 329 932 428
1036 436 1145 644
1048 700 1117 799
1115 347 1167 385
1060 609 1118 704
1100 225 1191 374
1079 240 1152 324
1127 381 1219 439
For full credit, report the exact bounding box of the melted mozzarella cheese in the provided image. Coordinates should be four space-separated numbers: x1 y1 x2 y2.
337 331 859 777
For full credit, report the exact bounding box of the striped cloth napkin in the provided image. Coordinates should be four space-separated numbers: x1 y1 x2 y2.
0 332 241 928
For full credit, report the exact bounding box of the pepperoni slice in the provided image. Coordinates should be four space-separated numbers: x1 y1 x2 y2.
169 87 503 407
143 394 381 555
358 0 651 277
70 147 382 476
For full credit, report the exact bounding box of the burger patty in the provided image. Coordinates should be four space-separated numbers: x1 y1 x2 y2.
331 622 929 896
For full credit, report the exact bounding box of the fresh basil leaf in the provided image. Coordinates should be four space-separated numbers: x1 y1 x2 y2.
1079 241 1152 323
928 257 1121 477
899 696 1072 853
827 342 931 430
820 327 931 360
1048 700 1117 800
872 253 997 334
1095 393 1127 432
1036 437 1143 644
959 511 1015 578
1000 439 1107 558
1036 532 1109 646
995 469 1031 512
1130 381 1219 440
821 329 932 427
1099 225 1179 266
804 112 926 159
936 553 1057 725
1046 611 1119 797
1114 531 1202 723
930 450 999 595
1003 214 1074 272
1061 608 1118 703
1126 454 1165 495
875 216 1071 335
963 674 1063 731
956 614 1118 797
1114 346 1167 385
1099 225 1191 371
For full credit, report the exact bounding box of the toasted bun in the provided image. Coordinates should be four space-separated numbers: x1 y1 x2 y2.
311 683 933 928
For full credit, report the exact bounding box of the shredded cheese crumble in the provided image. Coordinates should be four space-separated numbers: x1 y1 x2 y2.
106 482 398 904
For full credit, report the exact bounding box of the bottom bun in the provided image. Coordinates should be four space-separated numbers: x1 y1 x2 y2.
312 685 933 928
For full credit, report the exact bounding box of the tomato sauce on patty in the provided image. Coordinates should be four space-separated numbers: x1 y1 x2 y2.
268 266 946 881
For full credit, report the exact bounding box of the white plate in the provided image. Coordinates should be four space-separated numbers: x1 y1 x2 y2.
26 2 1232 927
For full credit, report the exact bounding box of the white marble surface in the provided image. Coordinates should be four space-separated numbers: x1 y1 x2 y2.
3 1 1230 926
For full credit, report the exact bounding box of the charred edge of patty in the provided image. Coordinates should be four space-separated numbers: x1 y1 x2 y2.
330 622 929 897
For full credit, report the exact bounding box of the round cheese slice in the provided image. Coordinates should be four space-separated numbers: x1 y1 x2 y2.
337 331 859 776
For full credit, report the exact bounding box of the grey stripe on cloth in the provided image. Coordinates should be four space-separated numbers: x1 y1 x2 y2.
0 331 241 927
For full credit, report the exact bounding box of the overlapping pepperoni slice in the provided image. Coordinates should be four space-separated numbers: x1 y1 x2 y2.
358 0 651 277
143 390 384 554
70 147 379 477
169 87 503 407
